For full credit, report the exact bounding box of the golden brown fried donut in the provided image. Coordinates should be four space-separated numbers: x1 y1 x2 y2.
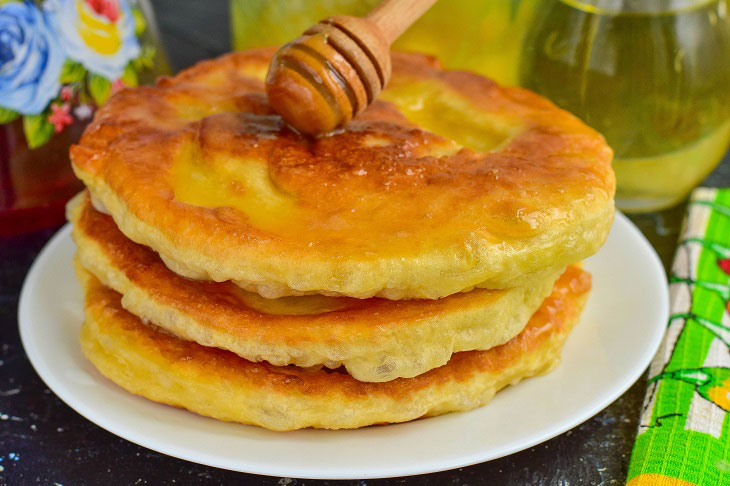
71 49 613 299
78 263 591 431
69 191 560 382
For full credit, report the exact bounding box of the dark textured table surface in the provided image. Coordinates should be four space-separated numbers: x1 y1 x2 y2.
2 1 730 484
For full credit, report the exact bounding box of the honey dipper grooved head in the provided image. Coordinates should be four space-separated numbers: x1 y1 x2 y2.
266 16 391 136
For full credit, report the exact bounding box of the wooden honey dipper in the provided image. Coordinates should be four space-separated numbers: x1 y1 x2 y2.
265 0 438 136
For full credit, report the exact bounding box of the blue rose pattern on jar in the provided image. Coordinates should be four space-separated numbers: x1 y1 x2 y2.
0 1 64 115
0 0 154 148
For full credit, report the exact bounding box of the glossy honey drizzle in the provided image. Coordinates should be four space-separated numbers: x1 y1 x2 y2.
380 80 522 153
168 80 525 242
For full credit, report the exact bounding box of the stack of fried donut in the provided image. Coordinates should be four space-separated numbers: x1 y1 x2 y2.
67 49 615 431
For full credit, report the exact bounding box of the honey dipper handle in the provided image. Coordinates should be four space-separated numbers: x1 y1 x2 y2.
365 0 439 45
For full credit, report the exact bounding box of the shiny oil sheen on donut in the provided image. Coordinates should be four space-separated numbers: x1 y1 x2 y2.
68 191 561 383
70 49 615 299
77 263 591 431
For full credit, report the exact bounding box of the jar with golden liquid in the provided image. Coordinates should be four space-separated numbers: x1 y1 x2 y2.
521 0 730 212
231 0 540 86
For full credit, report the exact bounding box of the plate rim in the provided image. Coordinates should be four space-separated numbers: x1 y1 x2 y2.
18 211 669 479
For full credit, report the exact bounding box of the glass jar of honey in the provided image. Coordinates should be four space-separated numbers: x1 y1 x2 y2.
521 0 730 212
231 0 539 86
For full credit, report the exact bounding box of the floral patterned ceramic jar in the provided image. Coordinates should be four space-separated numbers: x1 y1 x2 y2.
0 0 169 235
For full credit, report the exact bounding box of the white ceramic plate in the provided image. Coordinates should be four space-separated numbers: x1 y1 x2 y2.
19 212 668 479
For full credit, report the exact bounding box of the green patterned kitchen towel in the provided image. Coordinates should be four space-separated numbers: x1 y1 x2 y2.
627 188 730 486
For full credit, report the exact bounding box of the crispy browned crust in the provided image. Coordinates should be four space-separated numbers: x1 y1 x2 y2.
69 191 560 381
71 48 613 298
79 263 591 430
